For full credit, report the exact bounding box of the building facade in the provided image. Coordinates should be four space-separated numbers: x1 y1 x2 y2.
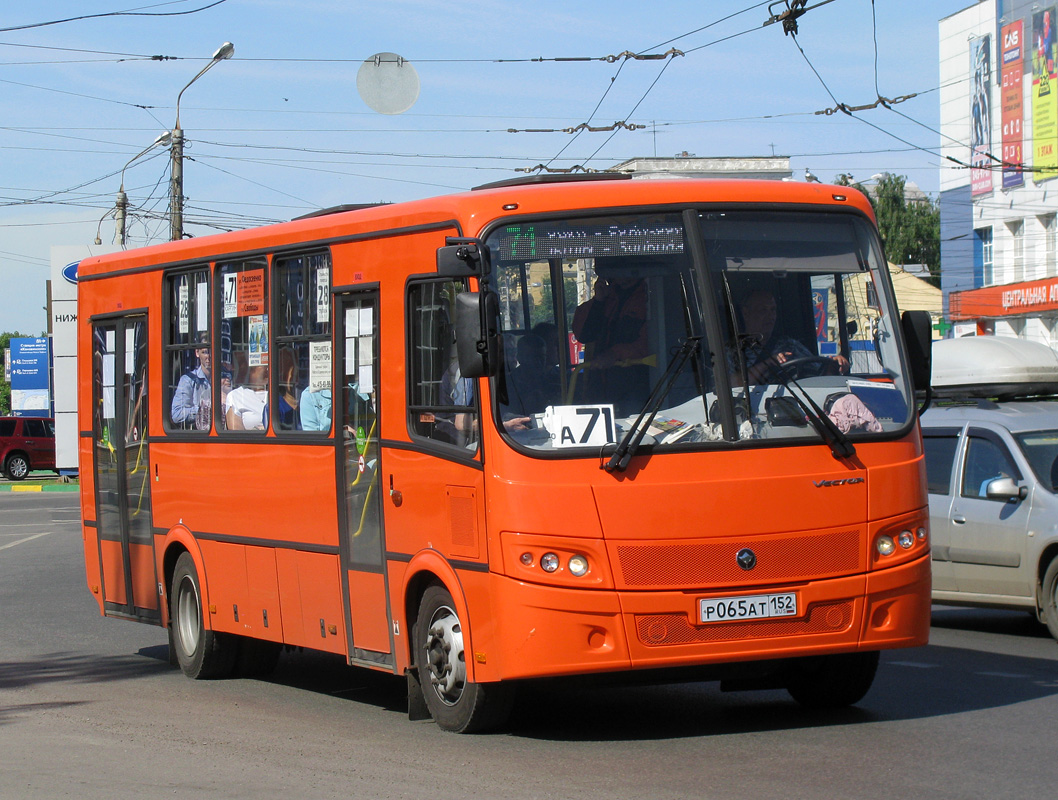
941 1 1058 342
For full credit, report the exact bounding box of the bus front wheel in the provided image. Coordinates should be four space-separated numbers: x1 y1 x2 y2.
414 585 513 733
170 552 238 679
785 650 879 709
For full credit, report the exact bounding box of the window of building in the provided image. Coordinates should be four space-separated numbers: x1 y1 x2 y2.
407 278 478 451
975 227 993 286
274 251 332 433
1042 214 1057 276
165 267 213 432
218 259 269 432
1010 219 1025 282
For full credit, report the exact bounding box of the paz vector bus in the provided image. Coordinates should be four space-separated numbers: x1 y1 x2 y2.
77 174 933 732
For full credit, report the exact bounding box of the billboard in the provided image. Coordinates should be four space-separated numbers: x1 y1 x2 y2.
971 34 994 196
1033 7 1058 182
9 337 51 417
1001 20 1025 188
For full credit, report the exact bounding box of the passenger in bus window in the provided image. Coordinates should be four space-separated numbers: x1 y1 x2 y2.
225 365 268 431
171 345 229 431
300 387 332 431
504 334 559 417
275 348 301 430
571 276 649 415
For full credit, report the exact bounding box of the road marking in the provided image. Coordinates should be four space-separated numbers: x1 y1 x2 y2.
0 531 53 551
888 660 939 668
976 671 1029 679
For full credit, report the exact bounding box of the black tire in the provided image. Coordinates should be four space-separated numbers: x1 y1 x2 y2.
786 651 879 709
5 453 29 481
414 584 514 733
170 552 238 679
1042 559 1058 642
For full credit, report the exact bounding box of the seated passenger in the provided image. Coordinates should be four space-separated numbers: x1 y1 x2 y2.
505 334 560 417
226 365 268 431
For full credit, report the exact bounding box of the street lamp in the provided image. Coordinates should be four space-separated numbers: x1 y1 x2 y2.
114 131 172 246
170 41 234 241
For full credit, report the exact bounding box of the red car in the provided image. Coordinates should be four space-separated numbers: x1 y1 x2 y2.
0 416 55 480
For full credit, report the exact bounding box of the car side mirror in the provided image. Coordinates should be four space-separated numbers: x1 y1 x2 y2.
985 477 1027 502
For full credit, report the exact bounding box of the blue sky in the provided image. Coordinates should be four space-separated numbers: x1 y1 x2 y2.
1 0 972 334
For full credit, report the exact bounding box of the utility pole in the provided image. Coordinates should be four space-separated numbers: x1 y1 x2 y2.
169 42 234 241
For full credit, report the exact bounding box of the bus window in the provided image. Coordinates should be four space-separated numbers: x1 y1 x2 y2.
218 259 269 432
166 267 213 432
407 278 477 451
486 209 913 453
274 251 332 433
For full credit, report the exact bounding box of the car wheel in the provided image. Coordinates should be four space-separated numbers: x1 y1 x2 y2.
170 552 238 679
414 584 513 733
1042 559 1058 643
4 453 29 481
786 651 879 709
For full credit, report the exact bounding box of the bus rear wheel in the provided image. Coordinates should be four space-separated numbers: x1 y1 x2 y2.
785 651 879 709
170 552 237 679
414 585 513 733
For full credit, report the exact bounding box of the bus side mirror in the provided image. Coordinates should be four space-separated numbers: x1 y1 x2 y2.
437 238 489 277
901 310 932 394
455 291 501 378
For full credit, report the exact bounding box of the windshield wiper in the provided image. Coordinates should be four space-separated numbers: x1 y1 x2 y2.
605 337 701 473
771 364 856 460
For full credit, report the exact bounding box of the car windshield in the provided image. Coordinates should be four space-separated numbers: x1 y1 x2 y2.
484 209 914 454
1014 429 1058 491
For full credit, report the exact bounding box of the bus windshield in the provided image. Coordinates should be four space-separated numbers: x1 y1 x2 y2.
486 208 913 453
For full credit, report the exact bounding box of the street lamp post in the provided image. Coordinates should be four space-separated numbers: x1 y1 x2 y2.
170 41 234 241
114 131 172 246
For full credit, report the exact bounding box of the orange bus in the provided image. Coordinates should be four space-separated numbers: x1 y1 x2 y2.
78 174 933 732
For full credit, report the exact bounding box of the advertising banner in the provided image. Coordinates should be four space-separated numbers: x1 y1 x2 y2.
9 337 51 416
1002 20 1025 188
1033 8 1058 182
971 35 994 196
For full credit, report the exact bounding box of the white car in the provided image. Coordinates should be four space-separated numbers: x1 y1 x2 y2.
921 337 1058 641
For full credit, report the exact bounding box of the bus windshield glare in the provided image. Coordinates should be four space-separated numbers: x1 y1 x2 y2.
487 209 912 453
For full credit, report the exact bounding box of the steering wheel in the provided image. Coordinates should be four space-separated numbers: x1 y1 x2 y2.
766 355 840 381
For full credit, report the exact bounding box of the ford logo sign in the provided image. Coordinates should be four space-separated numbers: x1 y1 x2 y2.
62 261 79 285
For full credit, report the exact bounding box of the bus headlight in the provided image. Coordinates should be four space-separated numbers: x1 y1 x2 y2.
897 530 915 549
540 552 560 573
876 535 895 556
568 555 589 577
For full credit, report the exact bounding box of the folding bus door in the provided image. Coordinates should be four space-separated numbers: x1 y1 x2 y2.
91 316 158 622
335 290 394 669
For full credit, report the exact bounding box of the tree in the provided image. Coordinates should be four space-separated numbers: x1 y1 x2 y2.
836 173 941 287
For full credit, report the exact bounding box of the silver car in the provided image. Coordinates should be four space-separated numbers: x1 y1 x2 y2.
922 349 1058 641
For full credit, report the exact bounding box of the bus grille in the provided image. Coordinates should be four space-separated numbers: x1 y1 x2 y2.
613 529 861 589
635 601 853 646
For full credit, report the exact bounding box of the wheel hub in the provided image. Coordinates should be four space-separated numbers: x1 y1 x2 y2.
424 606 466 705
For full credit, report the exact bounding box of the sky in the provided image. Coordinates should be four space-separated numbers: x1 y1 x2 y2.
1 0 974 335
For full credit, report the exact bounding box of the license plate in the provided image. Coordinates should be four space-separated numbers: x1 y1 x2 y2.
699 592 797 623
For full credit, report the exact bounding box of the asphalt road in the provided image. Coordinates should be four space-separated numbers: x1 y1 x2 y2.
2 492 1057 800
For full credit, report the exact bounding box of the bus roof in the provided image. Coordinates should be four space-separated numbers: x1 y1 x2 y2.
77 177 875 279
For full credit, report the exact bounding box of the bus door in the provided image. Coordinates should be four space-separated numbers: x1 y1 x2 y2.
91 316 158 622
335 290 394 669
